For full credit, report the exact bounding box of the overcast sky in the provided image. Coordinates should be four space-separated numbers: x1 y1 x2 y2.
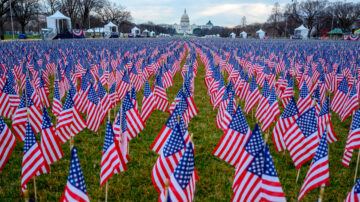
118 0 360 27
119 0 293 27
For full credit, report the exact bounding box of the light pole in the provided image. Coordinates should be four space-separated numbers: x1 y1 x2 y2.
10 0 15 40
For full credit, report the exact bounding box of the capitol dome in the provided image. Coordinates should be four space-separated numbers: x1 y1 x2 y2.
180 9 190 25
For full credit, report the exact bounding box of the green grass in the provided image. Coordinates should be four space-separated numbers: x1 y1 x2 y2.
0 43 357 201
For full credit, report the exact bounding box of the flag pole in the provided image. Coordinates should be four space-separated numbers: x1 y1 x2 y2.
355 149 360 183
105 109 111 202
165 179 169 199
318 186 325 202
296 168 301 183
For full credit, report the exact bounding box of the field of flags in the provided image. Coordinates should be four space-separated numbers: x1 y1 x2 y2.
1 38 360 201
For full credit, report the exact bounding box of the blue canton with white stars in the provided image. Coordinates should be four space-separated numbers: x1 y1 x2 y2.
247 144 265 177
42 107 53 130
68 147 88 194
299 82 309 99
173 142 195 190
228 106 249 134
163 124 186 158
312 128 328 163
24 121 37 154
63 90 75 111
351 108 360 132
281 97 299 119
296 107 317 138
264 144 278 177
262 79 270 98
319 96 330 117
244 124 264 156
88 84 99 105
338 77 349 94
268 88 277 105
144 80 152 98
97 80 106 99
103 120 115 153
249 77 258 92
0 116 7 132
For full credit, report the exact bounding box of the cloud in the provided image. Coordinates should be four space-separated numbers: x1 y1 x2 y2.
197 3 273 24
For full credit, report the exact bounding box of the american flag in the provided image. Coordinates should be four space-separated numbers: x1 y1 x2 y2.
318 96 338 143
86 84 104 132
12 93 42 141
109 83 118 107
232 123 264 189
117 70 131 100
0 116 17 170
345 177 360 202
342 108 360 167
331 77 348 115
151 98 189 154
38 74 50 108
0 90 13 119
183 80 198 119
113 109 130 165
220 92 235 131
255 79 270 122
167 142 198 202
213 76 225 109
141 80 156 122
152 123 186 194
281 77 294 108
97 80 111 115
232 144 285 202
21 121 50 194
216 83 234 129
41 107 63 165
154 73 169 112
244 77 260 114
213 105 251 166
297 82 311 115
298 128 329 201
284 107 319 169
75 73 90 114
130 86 139 113
272 96 299 152
2 79 20 111
25 77 41 109
341 83 359 122
52 81 63 118
261 88 280 132
56 87 87 143
121 92 144 141
100 120 127 187
60 146 89 202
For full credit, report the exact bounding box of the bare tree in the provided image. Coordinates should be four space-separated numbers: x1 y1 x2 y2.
13 0 40 34
45 0 61 14
241 16 246 27
330 2 360 31
79 0 103 28
0 0 11 39
267 2 284 36
299 0 326 37
59 0 80 28
96 2 132 26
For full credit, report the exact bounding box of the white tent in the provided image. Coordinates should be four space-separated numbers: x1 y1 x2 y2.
256 29 265 39
230 32 236 38
142 29 150 37
294 25 309 39
104 22 118 33
150 31 155 37
131 27 140 36
46 11 71 34
240 31 247 38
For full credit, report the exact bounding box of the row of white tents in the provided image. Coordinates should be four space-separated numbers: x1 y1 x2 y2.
44 11 156 39
229 25 309 39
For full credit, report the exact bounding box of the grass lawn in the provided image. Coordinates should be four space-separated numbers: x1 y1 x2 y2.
0 42 357 201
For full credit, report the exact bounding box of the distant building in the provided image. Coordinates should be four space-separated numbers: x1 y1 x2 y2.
160 9 214 34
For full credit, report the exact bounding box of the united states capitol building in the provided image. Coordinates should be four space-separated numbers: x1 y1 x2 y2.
159 9 214 35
